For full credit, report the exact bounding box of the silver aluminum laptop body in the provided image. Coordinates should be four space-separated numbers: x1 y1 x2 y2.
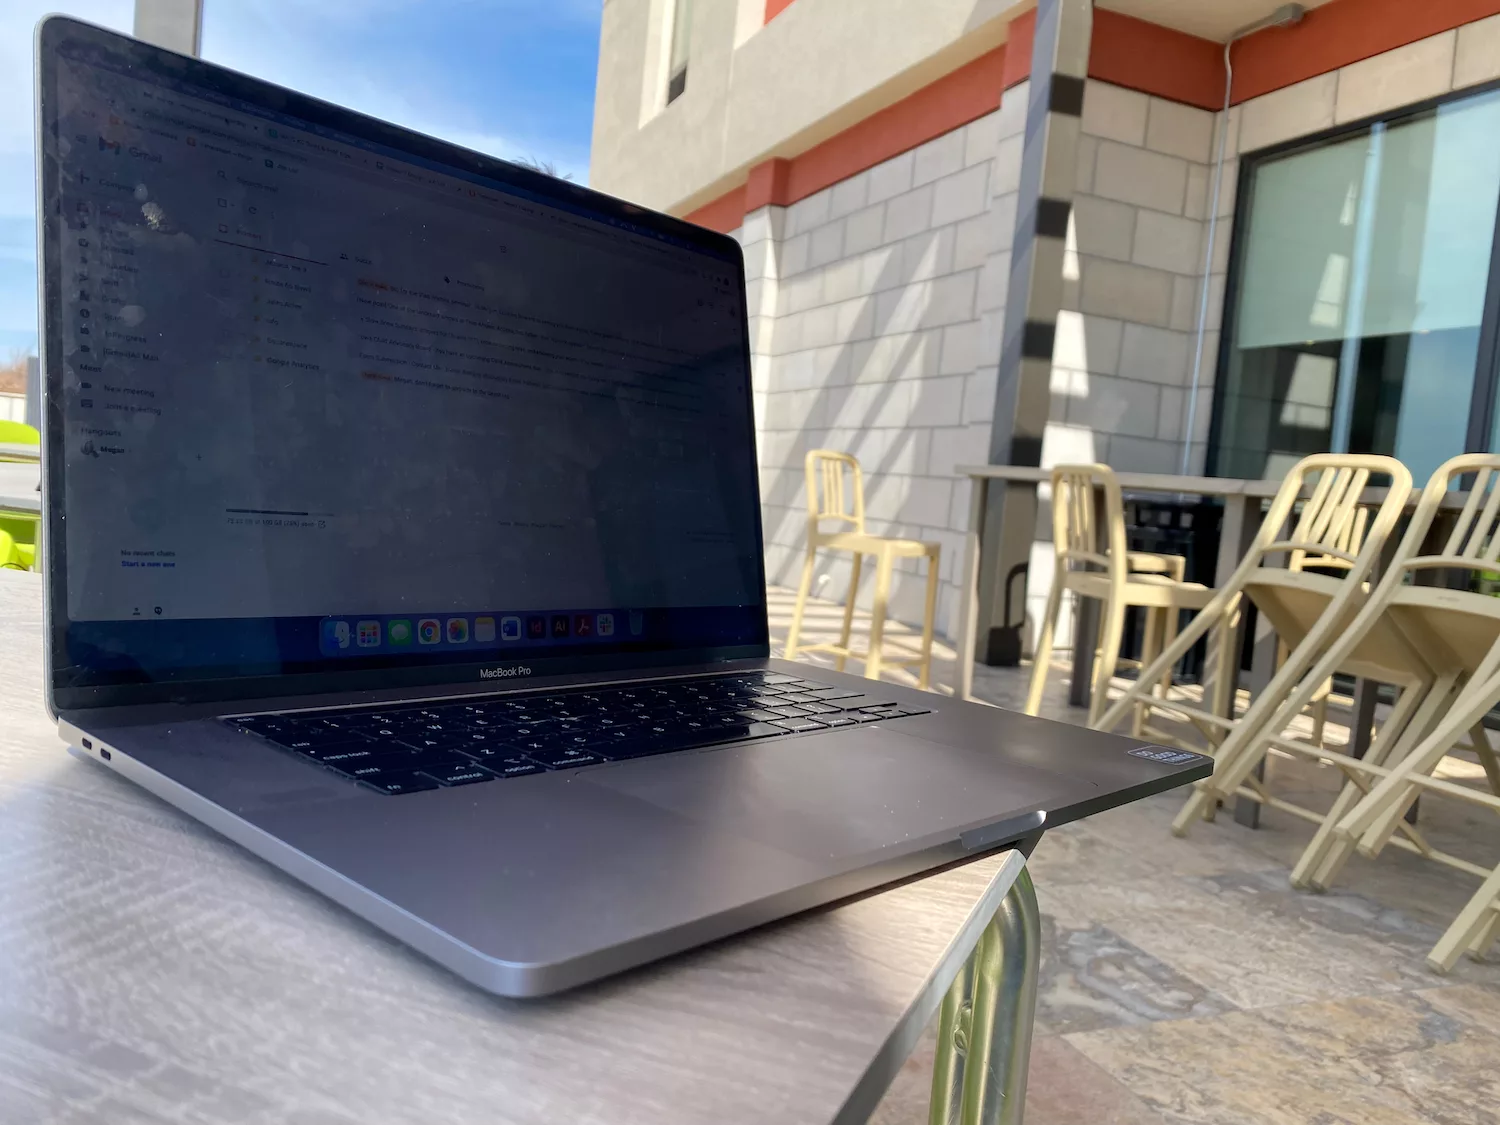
37 17 1209 998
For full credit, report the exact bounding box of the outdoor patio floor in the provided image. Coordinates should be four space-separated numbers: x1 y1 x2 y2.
765 586 1500 1125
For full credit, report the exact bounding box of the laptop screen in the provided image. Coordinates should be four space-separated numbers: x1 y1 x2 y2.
38 20 767 705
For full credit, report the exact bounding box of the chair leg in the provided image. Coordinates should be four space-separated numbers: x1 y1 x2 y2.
1132 609 1164 738
1158 606 1181 700
1088 586 1127 728
786 549 817 661
836 552 863 673
1024 578 1066 717
918 548 940 690
1468 904 1500 962
1310 683 1330 750
866 547 895 682
1304 672 1456 890
1290 677 1428 891
1208 602 1242 745
1429 865 1500 974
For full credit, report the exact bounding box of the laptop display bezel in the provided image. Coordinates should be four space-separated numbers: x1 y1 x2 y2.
36 16 770 714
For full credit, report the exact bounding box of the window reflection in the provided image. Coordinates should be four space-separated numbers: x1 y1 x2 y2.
1214 87 1500 484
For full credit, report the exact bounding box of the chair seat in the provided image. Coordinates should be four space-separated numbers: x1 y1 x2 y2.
817 531 938 558
1063 570 1215 610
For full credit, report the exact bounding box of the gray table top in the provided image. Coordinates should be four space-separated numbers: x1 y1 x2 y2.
0 570 1021 1125
955 463 1467 506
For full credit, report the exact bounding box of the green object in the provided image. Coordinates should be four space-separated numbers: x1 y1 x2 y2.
0 420 40 447
0 529 23 570
0 513 38 571
387 619 412 646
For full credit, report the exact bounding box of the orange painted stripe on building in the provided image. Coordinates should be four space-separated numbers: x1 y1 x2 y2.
744 157 792 212
688 0 1500 235
764 0 796 23
1001 8 1035 89
1088 10 1223 109
780 47 1007 205
1232 0 1500 103
684 45 1007 231
684 184 746 233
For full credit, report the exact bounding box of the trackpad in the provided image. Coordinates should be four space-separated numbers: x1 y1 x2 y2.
587 726 1075 859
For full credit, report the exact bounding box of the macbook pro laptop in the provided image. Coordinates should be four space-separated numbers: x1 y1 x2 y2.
36 16 1210 997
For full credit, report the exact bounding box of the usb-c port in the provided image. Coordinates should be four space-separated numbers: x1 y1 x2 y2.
81 738 93 749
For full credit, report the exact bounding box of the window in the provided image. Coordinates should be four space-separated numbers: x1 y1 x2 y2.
1212 84 1500 484
666 0 692 104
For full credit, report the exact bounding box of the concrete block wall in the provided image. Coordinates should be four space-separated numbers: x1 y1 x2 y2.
726 19 1500 651
1022 24 1500 650
1051 79 1217 480
747 87 1027 640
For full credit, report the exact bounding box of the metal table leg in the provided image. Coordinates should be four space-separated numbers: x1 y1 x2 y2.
929 867 1041 1125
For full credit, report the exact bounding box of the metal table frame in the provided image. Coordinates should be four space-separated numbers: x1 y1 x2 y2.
928 868 1042 1125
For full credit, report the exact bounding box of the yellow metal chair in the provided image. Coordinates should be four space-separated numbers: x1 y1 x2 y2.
784 450 940 686
1093 455 1413 835
1258 455 1500 971
1025 465 1218 726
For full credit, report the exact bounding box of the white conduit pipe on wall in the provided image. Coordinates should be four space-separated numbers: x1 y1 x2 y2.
1179 3 1306 477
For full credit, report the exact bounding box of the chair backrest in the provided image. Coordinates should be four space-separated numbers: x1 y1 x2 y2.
0 420 39 445
1377 454 1500 587
804 450 865 536
1049 464 1126 577
1244 454 1410 579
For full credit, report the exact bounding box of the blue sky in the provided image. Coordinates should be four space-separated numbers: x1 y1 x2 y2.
0 0 602 357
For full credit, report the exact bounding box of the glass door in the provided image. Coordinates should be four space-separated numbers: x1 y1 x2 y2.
1213 85 1500 483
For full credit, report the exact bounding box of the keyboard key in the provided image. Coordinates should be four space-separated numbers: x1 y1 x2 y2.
799 703 844 715
767 717 827 733
737 709 783 722
526 747 605 770
394 733 459 753
822 716 857 728
279 725 370 751
360 771 442 795
780 693 824 704
328 751 440 778
491 757 547 778
765 706 813 718
418 763 498 787
598 722 784 761
308 744 398 765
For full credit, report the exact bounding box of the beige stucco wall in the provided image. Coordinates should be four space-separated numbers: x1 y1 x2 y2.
590 0 1023 215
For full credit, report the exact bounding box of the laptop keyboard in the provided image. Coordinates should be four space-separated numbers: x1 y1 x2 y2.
227 671 931 795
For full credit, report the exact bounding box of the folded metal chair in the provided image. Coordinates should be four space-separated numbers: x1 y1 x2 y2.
1268 456 1500 972
1092 455 1412 836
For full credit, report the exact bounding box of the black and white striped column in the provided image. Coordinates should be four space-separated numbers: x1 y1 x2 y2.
977 0 1092 665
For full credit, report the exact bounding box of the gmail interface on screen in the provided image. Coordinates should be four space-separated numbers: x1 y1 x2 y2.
53 53 758 630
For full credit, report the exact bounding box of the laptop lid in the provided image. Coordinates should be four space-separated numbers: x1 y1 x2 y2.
36 17 767 714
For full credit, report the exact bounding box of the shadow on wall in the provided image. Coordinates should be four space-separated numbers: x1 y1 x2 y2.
759 206 1135 655
759 225 965 635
